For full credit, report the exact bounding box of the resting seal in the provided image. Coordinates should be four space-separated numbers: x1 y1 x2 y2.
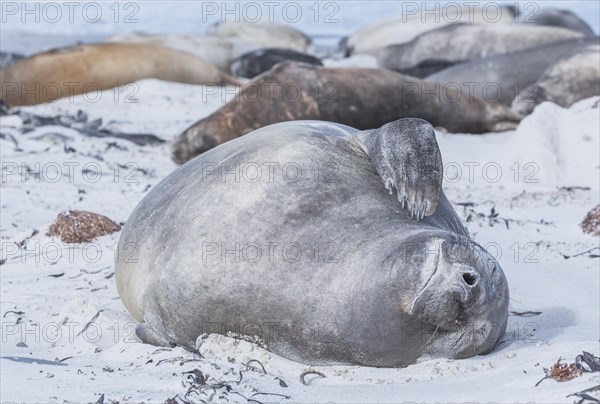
0 43 239 106
344 5 517 55
107 33 261 71
426 37 600 106
171 62 520 164
378 23 583 77
205 21 312 53
512 46 600 115
116 118 509 367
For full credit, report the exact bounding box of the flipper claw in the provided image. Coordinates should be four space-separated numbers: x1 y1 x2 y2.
358 119 443 220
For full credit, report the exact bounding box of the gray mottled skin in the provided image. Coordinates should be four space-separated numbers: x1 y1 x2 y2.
171 62 520 164
378 23 583 78
230 48 322 78
116 118 509 367
512 46 600 116
427 37 600 106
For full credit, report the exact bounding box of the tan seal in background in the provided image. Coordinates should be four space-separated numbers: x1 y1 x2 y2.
0 43 239 106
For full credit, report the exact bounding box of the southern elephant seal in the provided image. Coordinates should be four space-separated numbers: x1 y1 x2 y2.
171 62 520 164
205 21 312 53
426 37 600 106
116 118 510 367
343 5 518 55
512 46 600 115
0 43 239 107
378 23 584 77
107 33 262 71
522 7 595 35
230 48 323 78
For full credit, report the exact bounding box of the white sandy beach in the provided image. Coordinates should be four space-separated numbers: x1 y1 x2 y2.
2 0 600 401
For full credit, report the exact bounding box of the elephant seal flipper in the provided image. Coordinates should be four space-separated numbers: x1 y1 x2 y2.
357 119 442 219
136 323 172 347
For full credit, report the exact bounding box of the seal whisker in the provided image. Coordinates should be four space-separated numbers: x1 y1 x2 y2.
417 325 441 352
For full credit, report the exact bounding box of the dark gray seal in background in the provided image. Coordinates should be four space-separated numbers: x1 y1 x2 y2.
512 45 600 115
378 23 584 77
230 48 323 78
116 118 509 367
427 37 600 107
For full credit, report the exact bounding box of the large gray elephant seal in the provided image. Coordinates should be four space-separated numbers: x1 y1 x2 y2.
426 37 600 106
512 46 600 115
172 62 520 164
378 23 583 77
0 43 239 106
116 118 509 367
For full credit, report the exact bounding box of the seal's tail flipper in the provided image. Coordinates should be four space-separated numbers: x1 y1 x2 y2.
486 103 522 132
490 121 520 132
136 323 172 347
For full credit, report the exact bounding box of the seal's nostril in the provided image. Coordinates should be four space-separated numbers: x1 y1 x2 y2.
462 272 478 286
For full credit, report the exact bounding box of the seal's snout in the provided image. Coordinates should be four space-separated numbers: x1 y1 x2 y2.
170 140 191 165
409 236 507 333
171 127 217 165
408 236 509 359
